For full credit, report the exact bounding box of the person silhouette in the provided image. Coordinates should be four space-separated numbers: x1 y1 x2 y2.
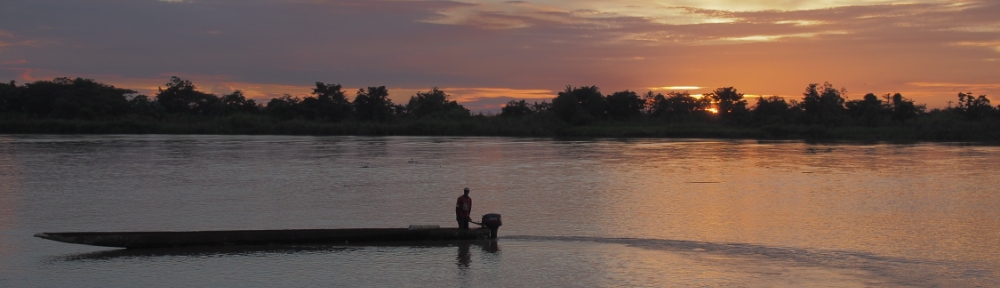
456 188 472 229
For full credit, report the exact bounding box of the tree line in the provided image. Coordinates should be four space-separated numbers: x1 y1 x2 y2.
0 76 998 140
503 83 997 127
0 77 471 122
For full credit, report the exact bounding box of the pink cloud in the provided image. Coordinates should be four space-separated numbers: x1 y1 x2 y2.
1 60 28 65
19 68 34 81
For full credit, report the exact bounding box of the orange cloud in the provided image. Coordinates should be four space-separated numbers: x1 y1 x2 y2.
650 86 702 91
908 82 1000 90
952 41 1000 52
441 87 554 102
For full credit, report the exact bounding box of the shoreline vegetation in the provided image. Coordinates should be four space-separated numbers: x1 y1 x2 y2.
1 77 999 142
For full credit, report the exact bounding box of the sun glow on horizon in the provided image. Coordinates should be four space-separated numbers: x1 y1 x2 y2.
652 86 702 90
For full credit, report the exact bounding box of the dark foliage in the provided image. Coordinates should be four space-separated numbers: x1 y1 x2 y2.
3 76 999 142
705 87 749 123
888 93 923 122
649 91 709 120
405 88 470 119
605 90 644 120
500 100 551 117
301 82 352 121
1 78 134 119
552 86 606 125
156 77 220 115
0 81 17 113
354 86 395 122
220 90 261 115
955 92 994 120
752 96 796 124
265 94 301 120
501 99 532 117
800 82 846 126
128 95 164 118
845 93 884 127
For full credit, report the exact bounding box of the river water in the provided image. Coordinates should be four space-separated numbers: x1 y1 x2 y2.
0 135 998 287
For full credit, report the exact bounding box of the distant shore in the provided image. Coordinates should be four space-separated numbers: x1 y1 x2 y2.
3 114 998 143
3 77 999 143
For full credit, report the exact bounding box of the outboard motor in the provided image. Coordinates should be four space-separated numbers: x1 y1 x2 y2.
481 213 502 239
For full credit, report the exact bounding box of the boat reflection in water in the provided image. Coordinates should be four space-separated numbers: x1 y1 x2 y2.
457 240 500 269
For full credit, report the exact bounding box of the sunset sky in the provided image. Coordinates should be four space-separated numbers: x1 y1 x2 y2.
1 0 998 112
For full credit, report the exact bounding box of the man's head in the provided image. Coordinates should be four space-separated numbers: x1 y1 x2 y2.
463 187 470 195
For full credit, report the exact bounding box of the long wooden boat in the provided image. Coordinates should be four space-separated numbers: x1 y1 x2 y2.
35 226 492 249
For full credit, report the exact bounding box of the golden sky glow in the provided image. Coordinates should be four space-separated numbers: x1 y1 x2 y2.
652 86 701 90
1 0 998 111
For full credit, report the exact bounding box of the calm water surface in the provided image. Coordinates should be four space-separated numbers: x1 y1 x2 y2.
0 135 998 287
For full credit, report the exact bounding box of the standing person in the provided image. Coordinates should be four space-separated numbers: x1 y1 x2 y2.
456 187 472 229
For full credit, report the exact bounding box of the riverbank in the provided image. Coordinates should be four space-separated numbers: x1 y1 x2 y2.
3 114 999 143
4 77 999 143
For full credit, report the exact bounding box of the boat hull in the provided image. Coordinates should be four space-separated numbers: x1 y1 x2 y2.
35 228 491 249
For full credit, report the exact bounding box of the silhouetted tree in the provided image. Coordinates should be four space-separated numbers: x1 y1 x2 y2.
531 101 551 113
800 82 846 126
266 94 301 120
649 91 708 120
845 93 884 126
18 77 134 119
405 88 470 119
298 97 322 120
220 90 260 115
301 82 352 121
156 77 220 115
354 86 395 122
605 90 644 120
10 74 1000 141
887 93 923 122
752 96 794 124
0 80 20 114
127 95 164 118
501 99 532 116
704 87 749 122
641 91 660 114
392 103 408 115
955 92 993 120
551 86 605 124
